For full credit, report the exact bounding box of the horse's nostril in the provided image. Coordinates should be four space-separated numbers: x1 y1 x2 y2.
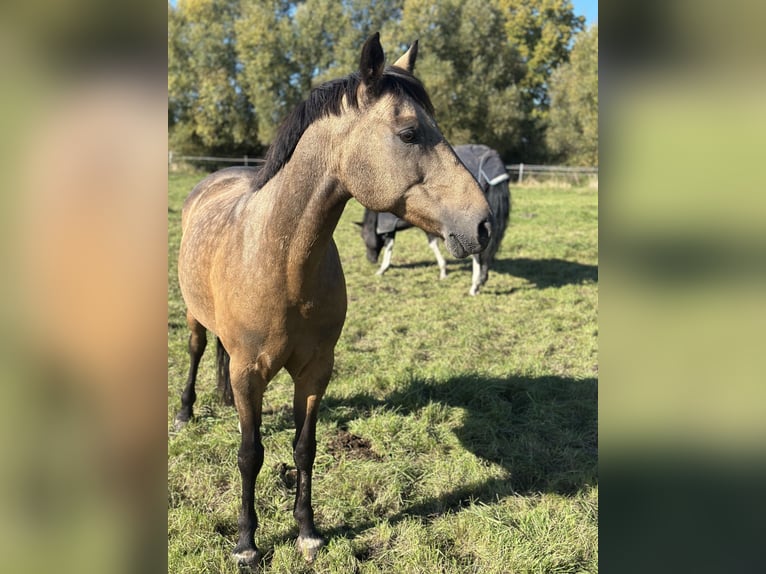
478 218 492 248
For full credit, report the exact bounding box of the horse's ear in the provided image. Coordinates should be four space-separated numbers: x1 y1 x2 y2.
360 32 385 91
393 40 419 73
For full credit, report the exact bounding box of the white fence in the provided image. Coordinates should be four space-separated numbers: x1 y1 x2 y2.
169 153 597 184
507 163 598 184
168 152 265 167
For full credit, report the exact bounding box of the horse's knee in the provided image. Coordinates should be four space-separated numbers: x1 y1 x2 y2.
238 439 264 475
293 439 316 471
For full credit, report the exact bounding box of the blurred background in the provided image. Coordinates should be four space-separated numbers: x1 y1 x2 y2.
0 0 764 573
0 1 167 573
601 1 766 572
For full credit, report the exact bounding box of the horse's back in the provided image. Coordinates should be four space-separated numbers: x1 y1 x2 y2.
181 167 259 231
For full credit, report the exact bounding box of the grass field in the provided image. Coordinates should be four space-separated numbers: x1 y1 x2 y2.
167 170 598 573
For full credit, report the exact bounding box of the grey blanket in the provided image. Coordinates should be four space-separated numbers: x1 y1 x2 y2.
455 144 510 190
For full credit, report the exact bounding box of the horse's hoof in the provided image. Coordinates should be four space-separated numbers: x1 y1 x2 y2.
297 535 325 563
173 414 191 431
233 548 262 572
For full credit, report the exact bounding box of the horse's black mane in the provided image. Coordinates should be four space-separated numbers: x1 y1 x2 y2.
252 66 434 191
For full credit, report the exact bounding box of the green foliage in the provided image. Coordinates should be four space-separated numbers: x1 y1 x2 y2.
235 0 353 145
546 24 598 166
495 0 586 160
497 0 585 111
169 0 258 155
386 0 526 158
168 0 591 162
167 171 598 572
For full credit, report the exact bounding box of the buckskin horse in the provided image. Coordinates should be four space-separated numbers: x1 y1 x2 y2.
174 34 491 570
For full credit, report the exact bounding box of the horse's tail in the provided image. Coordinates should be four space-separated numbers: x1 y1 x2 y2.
479 179 511 285
216 337 234 406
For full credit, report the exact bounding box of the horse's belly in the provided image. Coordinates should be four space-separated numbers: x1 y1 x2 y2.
177 240 219 332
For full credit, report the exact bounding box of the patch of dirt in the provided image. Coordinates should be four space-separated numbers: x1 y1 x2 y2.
327 430 381 461
276 462 298 490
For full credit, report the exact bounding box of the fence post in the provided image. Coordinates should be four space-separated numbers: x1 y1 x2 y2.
244 154 249 166
168 151 173 166
518 163 524 183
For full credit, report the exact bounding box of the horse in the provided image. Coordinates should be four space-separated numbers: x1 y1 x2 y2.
357 144 510 295
174 34 492 570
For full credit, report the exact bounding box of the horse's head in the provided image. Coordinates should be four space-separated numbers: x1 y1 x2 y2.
341 34 492 258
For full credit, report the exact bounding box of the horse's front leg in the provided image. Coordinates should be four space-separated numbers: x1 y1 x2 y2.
230 357 268 571
470 254 482 295
288 352 333 562
426 233 447 279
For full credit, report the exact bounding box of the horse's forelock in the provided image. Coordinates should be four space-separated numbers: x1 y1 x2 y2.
378 67 434 116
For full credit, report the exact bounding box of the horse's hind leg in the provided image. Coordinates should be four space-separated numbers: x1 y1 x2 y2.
216 337 234 406
174 310 207 430
427 233 447 279
376 236 395 275
288 352 333 562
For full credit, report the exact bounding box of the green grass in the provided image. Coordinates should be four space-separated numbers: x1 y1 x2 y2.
167 170 598 573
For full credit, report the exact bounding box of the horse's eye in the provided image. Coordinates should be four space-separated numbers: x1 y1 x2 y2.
398 128 417 144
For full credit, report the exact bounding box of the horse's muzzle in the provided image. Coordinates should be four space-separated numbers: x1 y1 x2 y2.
366 248 380 263
444 217 492 258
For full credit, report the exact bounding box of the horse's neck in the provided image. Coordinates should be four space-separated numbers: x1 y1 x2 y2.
248 138 349 295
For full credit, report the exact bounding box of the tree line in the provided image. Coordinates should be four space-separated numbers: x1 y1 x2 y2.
169 0 597 166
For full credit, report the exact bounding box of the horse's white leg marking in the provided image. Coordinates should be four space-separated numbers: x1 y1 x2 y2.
427 233 447 279
470 255 481 295
232 548 260 567
296 535 325 563
376 237 395 276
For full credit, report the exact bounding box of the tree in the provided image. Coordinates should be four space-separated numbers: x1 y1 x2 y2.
387 0 584 161
546 24 598 166
233 0 300 147
387 0 527 160
168 0 257 155
495 0 585 160
235 0 402 145
497 0 584 110
168 0 586 162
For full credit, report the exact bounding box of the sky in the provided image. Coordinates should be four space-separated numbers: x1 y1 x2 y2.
572 0 598 25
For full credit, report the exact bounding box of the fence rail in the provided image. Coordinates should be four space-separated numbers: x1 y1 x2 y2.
168 152 265 166
506 163 598 183
169 153 597 183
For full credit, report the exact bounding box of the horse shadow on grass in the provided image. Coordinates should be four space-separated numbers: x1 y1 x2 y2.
491 257 598 288
391 257 597 290
315 373 598 541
